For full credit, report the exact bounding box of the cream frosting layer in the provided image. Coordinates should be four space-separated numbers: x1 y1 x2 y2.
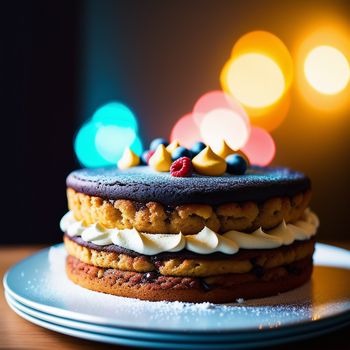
60 209 319 255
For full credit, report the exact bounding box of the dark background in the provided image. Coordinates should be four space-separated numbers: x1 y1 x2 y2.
3 0 350 244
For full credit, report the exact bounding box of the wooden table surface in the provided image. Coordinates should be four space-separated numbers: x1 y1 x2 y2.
1 242 350 350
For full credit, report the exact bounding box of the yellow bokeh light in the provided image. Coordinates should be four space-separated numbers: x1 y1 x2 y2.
304 45 350 95
222 53 285 108
220 31 292 130
230 31 293 89
295 26 350 111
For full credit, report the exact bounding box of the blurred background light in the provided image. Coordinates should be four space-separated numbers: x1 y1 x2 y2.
130 136 144 156
229 31 293 89
304 45 350 95
95 125 136 163
170 113 202 149
92 101 138 132
221 31 293 132
247 92 291 132
221 53 285 108
200 108 250 152
74 122 107 167
296 26 350 111
242 126 276 166
192 90 249 127
74 101 142 167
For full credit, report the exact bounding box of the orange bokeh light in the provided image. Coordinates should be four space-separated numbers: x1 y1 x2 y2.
247 92 291 131
304 46 349 95
222 53 285 109
295 26 350 111
230 31 293 90
221 31 293 131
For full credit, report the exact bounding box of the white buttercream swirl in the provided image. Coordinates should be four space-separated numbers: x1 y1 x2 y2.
60 209 319 255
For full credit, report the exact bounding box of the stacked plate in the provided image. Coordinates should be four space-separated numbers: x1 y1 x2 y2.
4 243 350 349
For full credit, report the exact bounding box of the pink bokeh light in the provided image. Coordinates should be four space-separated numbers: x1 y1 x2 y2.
242 127 276 166
192 90 249 127
200 108 250 152
170 113 202 149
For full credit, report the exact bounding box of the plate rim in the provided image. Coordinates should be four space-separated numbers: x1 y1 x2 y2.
7 296 350 350
10 298 350 349
6 290 350 343
3 242 350 334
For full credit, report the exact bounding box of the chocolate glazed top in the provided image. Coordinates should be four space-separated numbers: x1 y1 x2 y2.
66 165 311 206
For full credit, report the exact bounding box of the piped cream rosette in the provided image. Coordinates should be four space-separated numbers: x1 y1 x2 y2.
60 209 319 256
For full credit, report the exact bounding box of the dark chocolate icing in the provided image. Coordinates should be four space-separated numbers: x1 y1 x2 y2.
66 165 311 206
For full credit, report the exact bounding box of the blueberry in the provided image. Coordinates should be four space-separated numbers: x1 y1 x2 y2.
171 146 191 161
150 138 169 150
188 150 196 159
191 141 206 156
226 154 247 175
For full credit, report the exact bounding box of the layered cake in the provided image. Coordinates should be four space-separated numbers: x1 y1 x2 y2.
61 140 319 303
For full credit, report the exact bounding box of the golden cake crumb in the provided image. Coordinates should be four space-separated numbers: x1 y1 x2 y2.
64 235 314 277
67 188 311 235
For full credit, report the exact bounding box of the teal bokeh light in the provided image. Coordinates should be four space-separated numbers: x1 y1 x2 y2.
74 122 107 167
95 125 136 163
130 136 143 156
92 102 138 132
74 102 143 167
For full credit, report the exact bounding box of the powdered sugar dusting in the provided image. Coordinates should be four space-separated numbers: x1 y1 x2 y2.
5 244 350 332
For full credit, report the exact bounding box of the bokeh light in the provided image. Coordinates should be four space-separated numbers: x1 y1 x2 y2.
92 102 138 132
192 90 249 127
74 122 106 167
248 92 291 131
170 113 203 149
296 26 350 111
130 136 143 156
221 31 293 131
200 108 250 152
304 45 350 95
230 31 293 89
241 127 276 166
74 101 142 167
222 53 285 108
95 125 137 163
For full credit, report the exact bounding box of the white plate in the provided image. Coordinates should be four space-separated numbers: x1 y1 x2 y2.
6 292 350 349
6 290 350 344
3 243 350 337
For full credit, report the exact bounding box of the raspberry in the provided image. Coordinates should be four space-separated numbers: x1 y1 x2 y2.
144 150 155 164
170 157 193 177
